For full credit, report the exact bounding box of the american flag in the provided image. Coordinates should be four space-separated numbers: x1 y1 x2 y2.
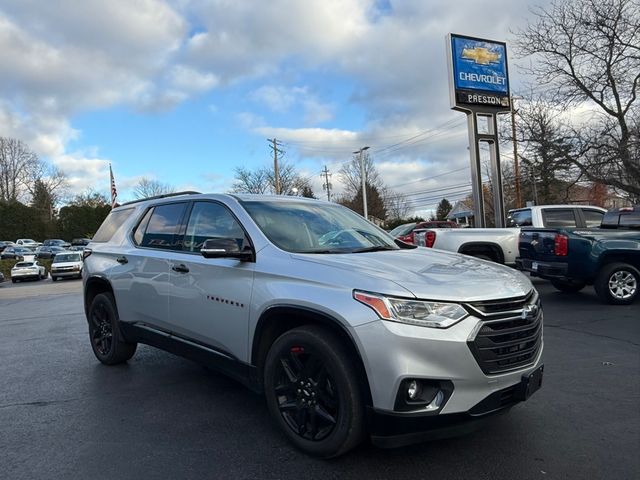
109 164 118 209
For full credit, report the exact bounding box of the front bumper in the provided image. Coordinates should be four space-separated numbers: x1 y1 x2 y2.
351 291 543 445
516 257 568 279
51 269 82 278
368 365 543 447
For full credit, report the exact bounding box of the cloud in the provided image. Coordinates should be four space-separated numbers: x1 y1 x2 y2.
0 0 557 214
169 65 219 93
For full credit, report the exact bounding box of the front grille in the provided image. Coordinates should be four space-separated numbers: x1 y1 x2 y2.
466 290 542 375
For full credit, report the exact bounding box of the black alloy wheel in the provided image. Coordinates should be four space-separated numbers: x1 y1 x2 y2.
264 326 365 458
90 299 114 357
274 346 339 442
88 293 137 364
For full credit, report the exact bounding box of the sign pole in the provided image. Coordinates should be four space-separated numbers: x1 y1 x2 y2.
466 112 485 226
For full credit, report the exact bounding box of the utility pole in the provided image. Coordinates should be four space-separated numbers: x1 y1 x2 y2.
353 146 370 219
268 138 284 194
320 166 332 201
511 97 522 208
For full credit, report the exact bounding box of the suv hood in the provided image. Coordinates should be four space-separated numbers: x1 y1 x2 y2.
293 248 532 302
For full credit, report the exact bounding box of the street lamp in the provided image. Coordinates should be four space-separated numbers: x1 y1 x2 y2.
353 146 370 220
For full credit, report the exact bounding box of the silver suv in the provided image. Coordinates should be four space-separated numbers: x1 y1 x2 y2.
83 192 543 457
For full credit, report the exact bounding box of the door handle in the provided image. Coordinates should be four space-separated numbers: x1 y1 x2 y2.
116 256 128 264
171 263 190 273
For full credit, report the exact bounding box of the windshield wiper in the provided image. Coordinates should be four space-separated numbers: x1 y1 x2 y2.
349 246 397 253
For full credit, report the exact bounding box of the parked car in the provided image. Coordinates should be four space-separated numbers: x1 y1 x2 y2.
71 238 92 246
517 206 640 304
1 246 35 261
415 205 606 265
16 238 41 247
43 239 71 248
83 192 543 457
11 261 47 282
0 241 15 252
51 252 83 281
389 220 459 244
35 245 67 259
0 272 5 284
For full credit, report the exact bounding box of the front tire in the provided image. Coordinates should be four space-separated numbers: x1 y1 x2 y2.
88 292 137 364
551 279 586 293
263 326 365 458
594 262 639 305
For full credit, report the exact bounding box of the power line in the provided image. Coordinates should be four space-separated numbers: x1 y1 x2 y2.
385 166 468 189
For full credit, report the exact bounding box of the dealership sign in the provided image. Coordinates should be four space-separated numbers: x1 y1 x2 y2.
448 34 510 111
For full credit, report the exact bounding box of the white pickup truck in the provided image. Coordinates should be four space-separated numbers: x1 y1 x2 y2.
415 205 606 266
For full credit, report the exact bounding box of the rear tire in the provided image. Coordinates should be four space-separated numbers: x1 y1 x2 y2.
551 279 586 293
594 263 639 305
263 326 365 458
88 292 137 364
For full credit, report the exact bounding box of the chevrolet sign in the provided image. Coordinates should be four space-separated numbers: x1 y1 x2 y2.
448 34 510 111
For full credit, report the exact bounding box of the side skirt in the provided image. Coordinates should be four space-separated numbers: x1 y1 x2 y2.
119 322 261 393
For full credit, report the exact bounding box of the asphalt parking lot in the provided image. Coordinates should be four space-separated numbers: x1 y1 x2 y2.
0 277 638 480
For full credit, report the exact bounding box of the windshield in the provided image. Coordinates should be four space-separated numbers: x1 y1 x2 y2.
53 253 82 263
242 200 398 253
389 223 416 237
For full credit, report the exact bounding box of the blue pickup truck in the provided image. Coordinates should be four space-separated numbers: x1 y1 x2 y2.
517 206 640 305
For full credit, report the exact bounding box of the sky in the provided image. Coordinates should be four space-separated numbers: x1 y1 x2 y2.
0 0 552 216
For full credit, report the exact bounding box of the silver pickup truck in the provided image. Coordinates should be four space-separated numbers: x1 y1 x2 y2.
415 205 606 265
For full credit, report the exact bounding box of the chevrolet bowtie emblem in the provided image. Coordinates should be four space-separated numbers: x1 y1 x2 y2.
461 47 500 65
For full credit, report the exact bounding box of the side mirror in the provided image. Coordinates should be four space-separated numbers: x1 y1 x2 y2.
201 238 254 262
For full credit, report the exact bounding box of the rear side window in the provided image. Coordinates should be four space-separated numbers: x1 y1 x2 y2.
619 212 640 229
542 209 577 228
92 208 135 242
137 203 187 250
508 209 532 227
582 209 604 228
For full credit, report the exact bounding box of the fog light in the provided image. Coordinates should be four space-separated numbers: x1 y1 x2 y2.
407 380 420 400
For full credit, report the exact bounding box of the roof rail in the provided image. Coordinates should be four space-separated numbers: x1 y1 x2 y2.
118 191 201 207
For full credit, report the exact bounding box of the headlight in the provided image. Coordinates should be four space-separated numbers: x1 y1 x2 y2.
353 290 468 328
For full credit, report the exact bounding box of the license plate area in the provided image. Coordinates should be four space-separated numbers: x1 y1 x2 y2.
531 261 539 271
516 364 544 401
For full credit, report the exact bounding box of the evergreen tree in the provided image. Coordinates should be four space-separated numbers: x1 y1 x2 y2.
436 198 452 221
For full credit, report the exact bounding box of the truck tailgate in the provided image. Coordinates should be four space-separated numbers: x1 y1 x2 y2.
518 228 562 262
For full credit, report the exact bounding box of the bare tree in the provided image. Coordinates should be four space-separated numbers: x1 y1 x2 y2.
27 161 68 205
133 177 176 199
265 163 312 196
513 0 640 201
0 136 67 205
384 190 411 221
338 151 383 198
0 137 39 202
231 167 270 194
231 162 312 195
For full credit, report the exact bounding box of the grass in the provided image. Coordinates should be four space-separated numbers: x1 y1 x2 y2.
1 258 53 280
